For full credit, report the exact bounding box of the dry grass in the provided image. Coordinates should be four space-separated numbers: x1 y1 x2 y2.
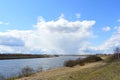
17 56 120 80
17 61 105 80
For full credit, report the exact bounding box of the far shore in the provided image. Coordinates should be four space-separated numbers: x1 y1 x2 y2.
0 54 90 60
0 54 59 60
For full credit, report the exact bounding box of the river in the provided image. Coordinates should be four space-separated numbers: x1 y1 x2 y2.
0 56 85 78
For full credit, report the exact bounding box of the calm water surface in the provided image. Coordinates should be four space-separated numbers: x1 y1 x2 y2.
0 56 85 78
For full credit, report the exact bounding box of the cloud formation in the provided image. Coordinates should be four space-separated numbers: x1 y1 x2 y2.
0 15 96 54
102 26 111 32
0 21 9 25
0 15 119 54
100 26 120 52
34 15 95 54
75 13 81 19
87 26 120 54
0 35 24 47
117 19 120 22
0 21 3 25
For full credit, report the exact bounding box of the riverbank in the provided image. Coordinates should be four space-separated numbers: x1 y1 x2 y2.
17 61 106 80
0 54 58 60
16 56 120 80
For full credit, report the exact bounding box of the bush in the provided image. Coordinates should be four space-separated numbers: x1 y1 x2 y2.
64 55 102 67
0 73 5 80
83 55 103 63
64 58 85 67
36 66 43 72
19 66 34 77
76 58 85 66
64 60 77 67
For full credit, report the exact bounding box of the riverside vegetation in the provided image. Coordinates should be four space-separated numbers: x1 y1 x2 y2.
64 55 102 67
1 47 120 80
3 66 43 80
49 48 120 80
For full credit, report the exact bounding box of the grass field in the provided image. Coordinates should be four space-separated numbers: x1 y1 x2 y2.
49 61 120 80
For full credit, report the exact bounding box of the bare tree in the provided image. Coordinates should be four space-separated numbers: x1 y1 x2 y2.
114 47 120 59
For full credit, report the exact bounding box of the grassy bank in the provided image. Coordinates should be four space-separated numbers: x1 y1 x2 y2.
17 62 105 80
16 55 120 80
50 61 120 80
49 56 120 80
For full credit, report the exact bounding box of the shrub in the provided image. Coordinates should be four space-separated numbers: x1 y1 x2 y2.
76 58 85 66
0 73 5 80
64 60 77 67
83 55 102 63
64 55 102 67
36 66 43 72
19 66 34 77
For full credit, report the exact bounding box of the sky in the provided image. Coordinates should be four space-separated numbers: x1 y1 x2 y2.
0 0 120 54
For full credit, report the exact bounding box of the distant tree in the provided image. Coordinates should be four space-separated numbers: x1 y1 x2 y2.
114 47 120 59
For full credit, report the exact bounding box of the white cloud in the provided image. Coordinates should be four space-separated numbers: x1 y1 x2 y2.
117 19 120 22
0 21 9 25
2 16 119 54
0 35 24 46
102 26 111 32
114 26 120 31
89 26 120 54
5 22 9 25
33 16 96 54
0 21 3 25
102 26 120 48
75 13 81 19
0 15 96 54
59 13 65 19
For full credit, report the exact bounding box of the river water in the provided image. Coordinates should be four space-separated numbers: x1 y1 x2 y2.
0 56 85 78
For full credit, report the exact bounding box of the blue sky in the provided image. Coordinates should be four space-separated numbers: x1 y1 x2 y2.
0 0 120 54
